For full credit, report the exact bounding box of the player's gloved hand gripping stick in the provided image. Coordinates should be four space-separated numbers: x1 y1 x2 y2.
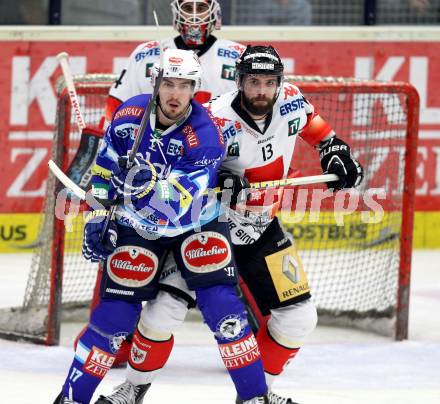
54 51 161 252
98 68 164 244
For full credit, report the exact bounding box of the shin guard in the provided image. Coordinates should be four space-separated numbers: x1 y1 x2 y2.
196 284 267 401
61 299 141 403
127 327 174 385
257 322 299 376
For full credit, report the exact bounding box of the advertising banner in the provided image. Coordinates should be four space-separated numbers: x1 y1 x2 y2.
0 28 439 249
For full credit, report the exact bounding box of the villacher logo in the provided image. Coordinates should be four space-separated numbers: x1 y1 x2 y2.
181 232 231 273
107 246 158 288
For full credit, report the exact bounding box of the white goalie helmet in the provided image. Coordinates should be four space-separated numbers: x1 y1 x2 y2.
171 0 222 46
151 48 203 93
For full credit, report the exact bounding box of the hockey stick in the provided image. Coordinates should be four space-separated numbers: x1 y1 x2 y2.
55 51 102 191
48 160 87 200
99 32 165 240
48 159 338 201
56 52 86 132
230 173 338 192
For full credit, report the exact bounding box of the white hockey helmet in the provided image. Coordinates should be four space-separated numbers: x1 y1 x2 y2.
171 0 222 46
151 48 203 93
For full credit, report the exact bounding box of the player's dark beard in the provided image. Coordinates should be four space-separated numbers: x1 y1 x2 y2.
242 94 276 116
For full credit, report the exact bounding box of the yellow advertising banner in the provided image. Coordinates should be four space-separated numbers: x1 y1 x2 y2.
0 211 440 253
0 214 41 253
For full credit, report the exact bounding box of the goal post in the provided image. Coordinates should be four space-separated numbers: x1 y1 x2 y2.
0 74 419 344
284 77 419 341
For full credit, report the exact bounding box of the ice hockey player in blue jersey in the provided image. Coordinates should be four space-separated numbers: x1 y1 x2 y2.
53 49 270 404
78 0 248 369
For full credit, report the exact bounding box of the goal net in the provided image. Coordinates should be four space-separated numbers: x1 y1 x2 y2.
0 74 419 344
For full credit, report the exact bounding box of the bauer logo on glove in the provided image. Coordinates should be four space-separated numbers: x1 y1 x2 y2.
318 136 364 190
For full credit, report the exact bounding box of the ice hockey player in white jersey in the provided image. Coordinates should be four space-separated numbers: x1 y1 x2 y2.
209 45 363 246
95 46 363 404
209 45 364 403
105 0 245 121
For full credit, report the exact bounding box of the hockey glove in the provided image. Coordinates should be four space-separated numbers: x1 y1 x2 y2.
318 136 364 190
109 156 157 200
218 171 250 206
82 209 118 262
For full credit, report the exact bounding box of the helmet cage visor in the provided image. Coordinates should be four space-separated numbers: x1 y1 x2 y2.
171 0 221 45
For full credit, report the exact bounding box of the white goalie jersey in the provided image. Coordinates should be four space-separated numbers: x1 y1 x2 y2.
106 36 245 120
206 82 334 245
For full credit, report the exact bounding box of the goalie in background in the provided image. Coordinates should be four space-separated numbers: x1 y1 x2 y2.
104 0 246 119
96 46 363 404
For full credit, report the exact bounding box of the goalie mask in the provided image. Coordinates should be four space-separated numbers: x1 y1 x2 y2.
151 48 203 93
236 45 284 94
171 0 222 46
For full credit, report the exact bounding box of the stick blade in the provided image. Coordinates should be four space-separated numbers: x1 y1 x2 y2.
48 159 86 200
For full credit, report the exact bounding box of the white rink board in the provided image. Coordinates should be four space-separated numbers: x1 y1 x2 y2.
0 251 439 404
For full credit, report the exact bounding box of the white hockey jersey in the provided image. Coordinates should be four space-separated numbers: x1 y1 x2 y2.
206 82 333 245
107 36 245 117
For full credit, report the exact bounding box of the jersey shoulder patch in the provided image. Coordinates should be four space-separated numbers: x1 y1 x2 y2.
188 102 225 150
215 39 246 53
132 41 161 63
277 83 314 117
112 94 149 122
280 82 302 101
214 39 246 61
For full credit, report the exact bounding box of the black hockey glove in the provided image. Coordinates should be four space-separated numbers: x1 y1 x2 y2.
318 136 364 190
218 171 250 206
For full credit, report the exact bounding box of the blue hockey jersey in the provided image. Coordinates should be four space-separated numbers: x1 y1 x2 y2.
91 94 225 237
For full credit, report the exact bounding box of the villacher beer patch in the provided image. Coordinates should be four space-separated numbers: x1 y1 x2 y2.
107 246 158 288
181 232 231 273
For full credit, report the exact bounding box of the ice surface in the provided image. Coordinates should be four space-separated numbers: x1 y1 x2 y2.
0 251 439 403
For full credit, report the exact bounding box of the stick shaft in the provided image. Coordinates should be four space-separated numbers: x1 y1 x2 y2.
56 52 86 131
101 48 165 239
250 173 338 189
211 173 338 193
49 159 338 202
